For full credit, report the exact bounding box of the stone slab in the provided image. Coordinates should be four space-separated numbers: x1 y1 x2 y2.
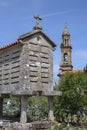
1 121 51 130
42 90 62 96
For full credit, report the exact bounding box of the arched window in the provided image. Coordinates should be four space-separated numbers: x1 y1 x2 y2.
64 53 68 62
65 39 66 45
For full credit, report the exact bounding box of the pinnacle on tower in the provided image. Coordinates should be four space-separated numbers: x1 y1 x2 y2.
62 23 70 36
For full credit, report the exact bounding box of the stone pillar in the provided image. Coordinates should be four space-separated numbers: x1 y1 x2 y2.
48 96 54 122
0 98 3 119
20 96 28 123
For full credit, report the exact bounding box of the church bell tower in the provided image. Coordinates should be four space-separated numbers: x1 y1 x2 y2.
59 25 73 75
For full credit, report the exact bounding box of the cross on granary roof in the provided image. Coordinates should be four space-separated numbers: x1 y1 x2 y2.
34 15 42 26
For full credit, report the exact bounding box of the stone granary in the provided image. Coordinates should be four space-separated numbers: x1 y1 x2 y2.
0 15 62 123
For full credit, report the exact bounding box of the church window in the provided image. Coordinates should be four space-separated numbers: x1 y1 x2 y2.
64 53 68 62
65 39 66 45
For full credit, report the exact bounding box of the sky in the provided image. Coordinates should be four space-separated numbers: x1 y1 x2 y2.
0 0 87 82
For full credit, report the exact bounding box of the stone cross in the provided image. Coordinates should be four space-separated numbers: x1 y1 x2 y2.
64 22 68 28
34 15 42 26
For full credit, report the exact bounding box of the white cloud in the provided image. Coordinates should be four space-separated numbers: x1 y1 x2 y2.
43 10 72 18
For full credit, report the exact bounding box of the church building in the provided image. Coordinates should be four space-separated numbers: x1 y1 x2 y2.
59 25 83 76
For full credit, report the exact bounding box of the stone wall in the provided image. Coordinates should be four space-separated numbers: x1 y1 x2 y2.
0 121 87 130
0 121 51 130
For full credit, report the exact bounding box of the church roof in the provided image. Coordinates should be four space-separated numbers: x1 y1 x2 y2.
60 70 84 75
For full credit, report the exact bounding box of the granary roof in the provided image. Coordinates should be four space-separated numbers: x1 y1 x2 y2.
0 40 22 51
19 29 56 48
0 14 56 50
0 29 56 51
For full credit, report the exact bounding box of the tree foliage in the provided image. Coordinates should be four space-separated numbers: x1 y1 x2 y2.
3 96 20 117
3 96 48 121
54 72 87 124
27 96 48 121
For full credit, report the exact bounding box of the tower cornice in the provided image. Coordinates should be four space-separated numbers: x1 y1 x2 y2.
60 44 72 49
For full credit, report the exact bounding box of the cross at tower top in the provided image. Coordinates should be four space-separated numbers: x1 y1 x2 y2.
34 15 42 26
64 22 68 28
62 22 70 36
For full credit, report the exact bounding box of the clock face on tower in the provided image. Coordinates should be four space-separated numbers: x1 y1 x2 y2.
64 53 68 62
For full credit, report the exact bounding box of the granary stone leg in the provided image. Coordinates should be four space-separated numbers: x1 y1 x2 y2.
20 96 28 123
0 98 3 119
48 96 54 122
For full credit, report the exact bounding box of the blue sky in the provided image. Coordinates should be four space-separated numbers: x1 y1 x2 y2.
0 0 87 81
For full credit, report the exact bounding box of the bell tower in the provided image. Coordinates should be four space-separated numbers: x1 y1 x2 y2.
59 24 73 75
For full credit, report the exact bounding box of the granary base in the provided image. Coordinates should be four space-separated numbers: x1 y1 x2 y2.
0 120 52 130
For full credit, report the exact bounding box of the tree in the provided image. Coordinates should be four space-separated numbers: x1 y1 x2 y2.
3 95 48 121
27 96 48 121
54 72 87 125
84 64 87 73
3 96 20 117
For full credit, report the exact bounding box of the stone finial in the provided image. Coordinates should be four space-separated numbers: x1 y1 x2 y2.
34 15 42 26
33 14 42 30
62 22 70 36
